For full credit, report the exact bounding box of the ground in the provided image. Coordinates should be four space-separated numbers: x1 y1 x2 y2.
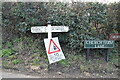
2 54 119 78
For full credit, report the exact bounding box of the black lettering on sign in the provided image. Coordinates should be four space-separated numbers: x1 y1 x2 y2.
53 45 57 50
54 53 59 56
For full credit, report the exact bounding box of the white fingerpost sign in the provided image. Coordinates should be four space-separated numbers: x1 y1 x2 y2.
31 26 69 33
31 21 69 64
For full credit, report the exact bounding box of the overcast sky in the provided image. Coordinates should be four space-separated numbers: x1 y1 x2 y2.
78 0 120 3
1 0 120 4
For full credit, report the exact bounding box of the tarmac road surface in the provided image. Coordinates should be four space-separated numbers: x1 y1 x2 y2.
1 70 40 78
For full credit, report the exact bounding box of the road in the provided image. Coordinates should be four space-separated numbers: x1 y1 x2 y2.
1 70 40 78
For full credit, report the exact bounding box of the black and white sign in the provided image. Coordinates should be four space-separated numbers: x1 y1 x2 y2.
31 26 69 33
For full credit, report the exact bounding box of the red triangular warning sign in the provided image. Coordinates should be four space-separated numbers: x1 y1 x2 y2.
48 39 60 54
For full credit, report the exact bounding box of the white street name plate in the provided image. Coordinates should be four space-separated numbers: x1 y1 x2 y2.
31 26 69 33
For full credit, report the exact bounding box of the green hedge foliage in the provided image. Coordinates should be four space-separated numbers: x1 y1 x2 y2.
2 2 119 54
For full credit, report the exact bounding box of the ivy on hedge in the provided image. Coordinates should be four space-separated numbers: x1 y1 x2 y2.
2 2 119 53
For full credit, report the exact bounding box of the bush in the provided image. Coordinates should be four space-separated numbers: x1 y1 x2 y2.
2 2 119 55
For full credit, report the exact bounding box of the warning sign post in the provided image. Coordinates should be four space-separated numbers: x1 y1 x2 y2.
31 21 69 64
44 37 65 64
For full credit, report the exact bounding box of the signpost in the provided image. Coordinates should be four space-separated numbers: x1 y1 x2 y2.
31 21 69 64
84 40 114 61
109 33 120 40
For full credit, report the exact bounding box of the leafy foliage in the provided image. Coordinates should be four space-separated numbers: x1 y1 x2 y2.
2 2 119 54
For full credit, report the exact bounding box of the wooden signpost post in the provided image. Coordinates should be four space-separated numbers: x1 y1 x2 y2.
84 40 114 61
31 21 69 64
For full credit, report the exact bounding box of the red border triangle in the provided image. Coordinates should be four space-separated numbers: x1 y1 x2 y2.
48 39 60 54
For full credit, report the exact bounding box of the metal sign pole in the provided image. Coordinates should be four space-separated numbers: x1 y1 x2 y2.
86 49 90 61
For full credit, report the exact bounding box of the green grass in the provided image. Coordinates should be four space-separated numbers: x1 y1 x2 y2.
5 41 12 48
80 65 89 72
58 59 70 67
9 55 17 59
1 49 14 57
12 59 21 65
32 58 40 66
0 43 2 49
110 53 118 65
13 38 23 43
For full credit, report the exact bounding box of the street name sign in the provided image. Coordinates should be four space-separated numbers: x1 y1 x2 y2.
31 26 69 33
84 40 114 48
44 37 65 64
31 26 46 33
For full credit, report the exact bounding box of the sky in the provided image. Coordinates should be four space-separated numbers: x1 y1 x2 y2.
1 0 120 4
78 0 120 3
